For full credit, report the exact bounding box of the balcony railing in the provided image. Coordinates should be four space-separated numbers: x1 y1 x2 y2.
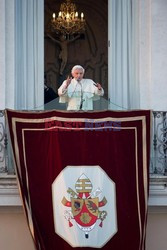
150 111 167 176
0 111 15 175
1 110 167 177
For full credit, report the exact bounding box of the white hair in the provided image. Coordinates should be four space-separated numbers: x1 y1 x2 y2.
71 65 85 74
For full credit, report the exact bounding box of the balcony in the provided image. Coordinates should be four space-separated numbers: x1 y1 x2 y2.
1 110 167 206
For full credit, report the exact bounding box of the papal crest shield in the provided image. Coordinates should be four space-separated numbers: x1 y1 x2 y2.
71 198 99 227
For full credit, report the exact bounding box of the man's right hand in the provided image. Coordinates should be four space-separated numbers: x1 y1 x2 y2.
65 76 72 88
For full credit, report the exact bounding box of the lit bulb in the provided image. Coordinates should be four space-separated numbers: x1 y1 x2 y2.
75 12 78 18
52 13 56 21
59 11 62 17
81 13 84 19
66 13 70 19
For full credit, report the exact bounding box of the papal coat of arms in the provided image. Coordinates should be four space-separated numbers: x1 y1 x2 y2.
52 166 117 248
61 173 107 238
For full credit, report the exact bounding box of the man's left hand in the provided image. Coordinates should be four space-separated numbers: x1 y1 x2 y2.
96 83 102 90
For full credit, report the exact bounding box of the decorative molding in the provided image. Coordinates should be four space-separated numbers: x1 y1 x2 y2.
148 176 167 207
1 174 167 208
0 174 22 206
0 205 23 213
148 206 167 214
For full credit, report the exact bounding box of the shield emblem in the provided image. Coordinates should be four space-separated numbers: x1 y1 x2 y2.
71 198 84 216
71 197 99 227
85 198 99 216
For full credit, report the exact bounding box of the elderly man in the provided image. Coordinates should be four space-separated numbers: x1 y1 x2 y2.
58 65 104 110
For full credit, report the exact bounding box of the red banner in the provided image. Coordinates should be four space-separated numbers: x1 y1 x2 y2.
6 109 151 250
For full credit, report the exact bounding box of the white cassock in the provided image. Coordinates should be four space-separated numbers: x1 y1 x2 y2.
58 78 104 110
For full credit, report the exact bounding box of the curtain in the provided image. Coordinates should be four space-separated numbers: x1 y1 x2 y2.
108 0 140 110
0 0 44 173
0 0 15 109
15 0 44 110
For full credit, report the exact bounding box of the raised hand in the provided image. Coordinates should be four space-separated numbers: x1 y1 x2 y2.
94 83 102 90
65 76 72 88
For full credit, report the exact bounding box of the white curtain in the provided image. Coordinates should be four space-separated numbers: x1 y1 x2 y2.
0 0 43 173
0 0 15 110
108 0 140 110
15 0 44 110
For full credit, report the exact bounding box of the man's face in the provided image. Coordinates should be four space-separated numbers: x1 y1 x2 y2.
72 69 84 81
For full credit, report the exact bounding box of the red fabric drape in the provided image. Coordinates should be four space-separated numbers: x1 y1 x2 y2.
6 109 151 250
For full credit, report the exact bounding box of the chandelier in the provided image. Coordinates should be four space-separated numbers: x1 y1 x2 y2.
51 0 86 35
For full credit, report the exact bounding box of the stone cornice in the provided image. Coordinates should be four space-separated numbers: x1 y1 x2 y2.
1 174 167 207
148 175 167 206
0 174 22 206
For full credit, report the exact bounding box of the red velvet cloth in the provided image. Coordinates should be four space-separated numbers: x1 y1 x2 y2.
6 109 151 250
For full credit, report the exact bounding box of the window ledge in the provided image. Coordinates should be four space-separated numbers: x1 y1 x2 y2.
0 174 22 206
148 175 167 206
1 174 167 207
